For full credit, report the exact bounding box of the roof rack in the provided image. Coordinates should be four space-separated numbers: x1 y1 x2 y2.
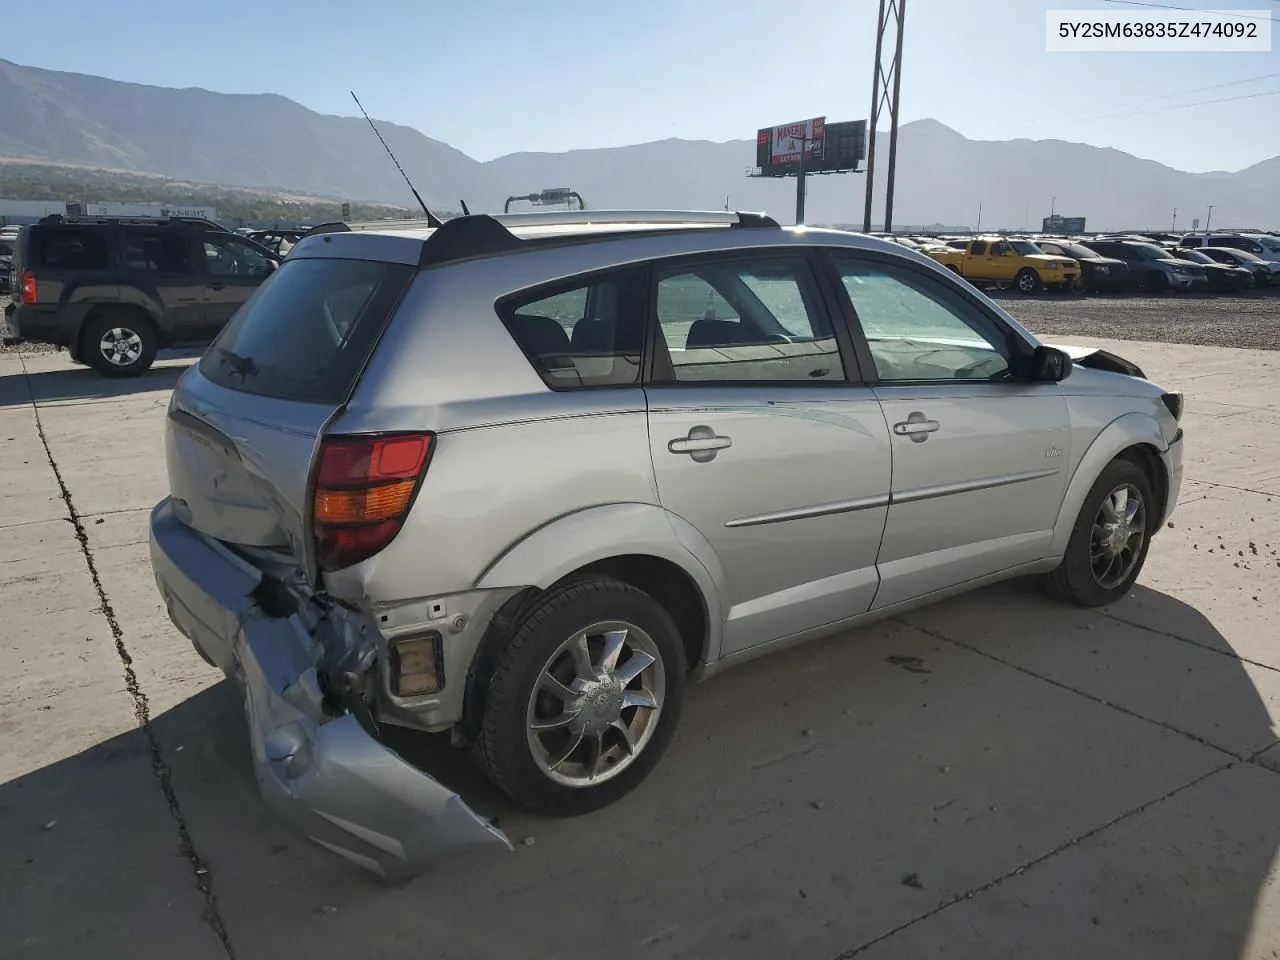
304 210 781 266
37 213 226 231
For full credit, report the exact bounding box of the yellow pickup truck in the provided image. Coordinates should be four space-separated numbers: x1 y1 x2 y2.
927 237 1079 293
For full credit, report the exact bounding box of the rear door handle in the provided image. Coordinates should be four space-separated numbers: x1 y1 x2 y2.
669 426 732 462
893 413 940 443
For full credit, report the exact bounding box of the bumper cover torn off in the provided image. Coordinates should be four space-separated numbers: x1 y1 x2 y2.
149 499 512 879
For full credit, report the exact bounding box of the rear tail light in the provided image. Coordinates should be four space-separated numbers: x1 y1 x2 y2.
20 271 37 305
312 432 434 571
1160 392 1184 422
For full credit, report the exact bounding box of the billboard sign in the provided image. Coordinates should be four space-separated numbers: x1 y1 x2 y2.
765 117 825 166
1041 214 1086 234
755 119 864 177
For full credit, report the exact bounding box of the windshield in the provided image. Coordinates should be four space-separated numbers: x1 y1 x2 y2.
1009 240 1042 255
1179 250 1212 264
1256 236 1280 253
1130 243 1171 260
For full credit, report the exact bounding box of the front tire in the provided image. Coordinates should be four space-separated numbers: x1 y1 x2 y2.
82 312 158 377
1014 268 1041 294
473 576 686 816
1044 458 1156 607
1145 271 1170 294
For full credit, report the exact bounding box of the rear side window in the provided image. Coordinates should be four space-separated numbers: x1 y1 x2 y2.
653 257 845 384
1180 237 1201 248
500 269 645 390
33 228 109 271
199 257 415 404
120 231 194 276
969 240 987 255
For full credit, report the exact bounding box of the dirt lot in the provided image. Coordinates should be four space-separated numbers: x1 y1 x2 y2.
995 289 1280 351
2 309 1279 959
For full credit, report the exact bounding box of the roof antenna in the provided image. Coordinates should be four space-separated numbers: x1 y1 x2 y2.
460 200 471 216
350 90 442 228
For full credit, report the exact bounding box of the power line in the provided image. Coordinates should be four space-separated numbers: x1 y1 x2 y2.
1075 70 1280 113
1102 0 1280 22
1062 88 1280 124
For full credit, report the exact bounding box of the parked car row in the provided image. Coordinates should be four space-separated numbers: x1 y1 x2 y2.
873 230 1279 296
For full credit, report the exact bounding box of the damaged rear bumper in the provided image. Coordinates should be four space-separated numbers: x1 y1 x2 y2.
148 498 512 879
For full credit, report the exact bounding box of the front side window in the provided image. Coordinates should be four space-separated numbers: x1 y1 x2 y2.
653 257 845 384
203 236 276 278
502 271 643 389
834 257 1014 382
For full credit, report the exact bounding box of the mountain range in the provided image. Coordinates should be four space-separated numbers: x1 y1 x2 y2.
0 58 1276 230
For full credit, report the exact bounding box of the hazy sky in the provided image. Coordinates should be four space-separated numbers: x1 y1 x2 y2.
9 0 1280 172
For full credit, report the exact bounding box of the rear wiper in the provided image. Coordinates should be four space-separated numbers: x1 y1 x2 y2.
216 348 258 378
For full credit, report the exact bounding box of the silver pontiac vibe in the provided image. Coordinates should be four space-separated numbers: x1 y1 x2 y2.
149 210 1184 878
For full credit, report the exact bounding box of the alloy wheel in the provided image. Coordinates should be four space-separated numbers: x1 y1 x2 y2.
1090 483 1146 589
525 620 665 788
98 327 144 366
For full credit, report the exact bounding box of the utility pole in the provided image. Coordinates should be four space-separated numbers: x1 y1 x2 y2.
863 0 907 233
1206 205 1215 231
976 201 983 234
1051 196 1057 217
1171 207 1177 233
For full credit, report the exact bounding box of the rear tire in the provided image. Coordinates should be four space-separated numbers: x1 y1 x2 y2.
473 576 686 816
82 312 158 377
1044 458 1156 607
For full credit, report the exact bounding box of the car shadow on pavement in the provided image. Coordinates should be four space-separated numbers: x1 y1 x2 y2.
0 355 194 409
4 582 1279 959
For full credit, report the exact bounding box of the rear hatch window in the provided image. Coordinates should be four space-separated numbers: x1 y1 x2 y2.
199 257 415 404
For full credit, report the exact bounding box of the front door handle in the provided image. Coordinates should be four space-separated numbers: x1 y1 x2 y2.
669 425 732 462
893 412 940 443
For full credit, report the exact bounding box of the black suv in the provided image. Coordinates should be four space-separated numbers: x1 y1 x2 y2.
3 215 280 376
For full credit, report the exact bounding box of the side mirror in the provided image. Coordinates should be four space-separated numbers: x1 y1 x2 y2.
1029 345 1072 383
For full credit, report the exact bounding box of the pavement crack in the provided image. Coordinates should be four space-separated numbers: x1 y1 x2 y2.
1099 610 1280 676
20 356 238 960
901 618 1242 762
831 760 1236 959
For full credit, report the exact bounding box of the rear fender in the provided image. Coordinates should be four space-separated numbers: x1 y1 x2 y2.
68 287 161 356
474 502 727 663
1050 411 1168 556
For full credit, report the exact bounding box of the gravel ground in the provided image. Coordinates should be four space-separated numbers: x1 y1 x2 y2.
994 289 1280 351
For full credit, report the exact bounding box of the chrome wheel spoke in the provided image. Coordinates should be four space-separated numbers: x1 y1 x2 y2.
547 727 585 770
611 718 636 757
597 628 627 674
568 634 594 682
530 710 580 732
622 689 657 710
582 732 605 779
538 673 579 703
614 650 656 685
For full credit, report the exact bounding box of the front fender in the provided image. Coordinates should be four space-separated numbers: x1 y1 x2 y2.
474 501 727 664
1050 411 1168 556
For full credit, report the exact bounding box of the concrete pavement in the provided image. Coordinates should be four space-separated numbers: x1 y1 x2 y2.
1 337 1277 959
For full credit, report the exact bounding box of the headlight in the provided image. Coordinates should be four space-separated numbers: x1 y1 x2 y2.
1170 265 1188 274
1096 265 1110 275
